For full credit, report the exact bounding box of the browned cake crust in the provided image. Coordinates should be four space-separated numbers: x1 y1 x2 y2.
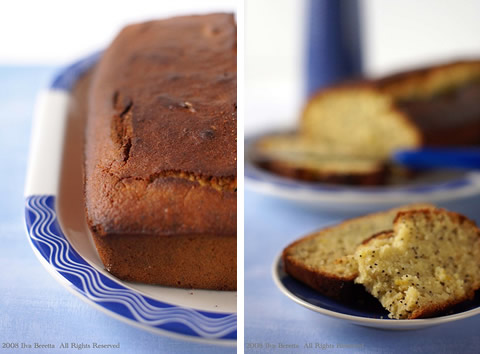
84 14 237 290
376 60 480 146
283 233 357 300
257 159 387 185
376 60 480 100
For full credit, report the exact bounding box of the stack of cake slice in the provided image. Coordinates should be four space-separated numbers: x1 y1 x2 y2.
254 61 480 185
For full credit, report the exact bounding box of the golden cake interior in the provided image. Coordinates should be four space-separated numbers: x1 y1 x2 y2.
286 205 433 280
355 209 480 319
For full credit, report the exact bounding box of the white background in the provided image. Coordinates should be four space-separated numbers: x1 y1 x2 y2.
2 0 480 135
0 0 236 65
246 0 480 134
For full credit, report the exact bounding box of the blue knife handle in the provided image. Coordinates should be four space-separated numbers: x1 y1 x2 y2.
393 148 480 170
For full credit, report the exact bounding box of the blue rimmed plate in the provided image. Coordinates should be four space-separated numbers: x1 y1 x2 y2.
24 53 236 346
245 135 480 213
272 253 480 330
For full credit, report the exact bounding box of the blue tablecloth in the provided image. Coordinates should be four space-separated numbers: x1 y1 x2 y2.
0 67 234 354
245 190 480 353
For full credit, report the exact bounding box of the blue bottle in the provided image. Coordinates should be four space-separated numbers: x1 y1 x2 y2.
306 0 363 97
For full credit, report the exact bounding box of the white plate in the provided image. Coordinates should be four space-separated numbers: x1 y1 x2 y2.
245 134 480 213
24 53 236 346
272 253 480 330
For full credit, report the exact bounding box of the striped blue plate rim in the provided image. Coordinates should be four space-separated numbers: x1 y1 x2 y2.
25 195 236 342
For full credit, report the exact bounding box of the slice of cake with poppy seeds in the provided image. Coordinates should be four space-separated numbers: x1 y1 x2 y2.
355 208 480 319
282 204 433 299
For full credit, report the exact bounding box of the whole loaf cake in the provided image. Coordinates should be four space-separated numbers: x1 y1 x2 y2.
84 14 237 290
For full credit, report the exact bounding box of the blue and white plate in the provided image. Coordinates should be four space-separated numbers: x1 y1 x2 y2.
245 135 480 213
272 253 480 330
24 53 236 346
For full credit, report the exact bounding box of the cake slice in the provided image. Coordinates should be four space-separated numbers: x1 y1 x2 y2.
355 209 480 319
252 133 387 185
300 84 421 159
282 204 433 298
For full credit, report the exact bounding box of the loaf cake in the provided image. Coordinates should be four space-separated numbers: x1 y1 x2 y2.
84 14 237 290
355 209 480 319
252 133 387 184
300 60 480 158
282 204 433 298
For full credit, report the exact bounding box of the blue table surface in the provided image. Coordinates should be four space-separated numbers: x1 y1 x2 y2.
0 66 234 354
5 65 480 354
245 190 480 354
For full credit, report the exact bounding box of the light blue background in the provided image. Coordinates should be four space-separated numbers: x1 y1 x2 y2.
0 67 234 354
245 190 480 354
